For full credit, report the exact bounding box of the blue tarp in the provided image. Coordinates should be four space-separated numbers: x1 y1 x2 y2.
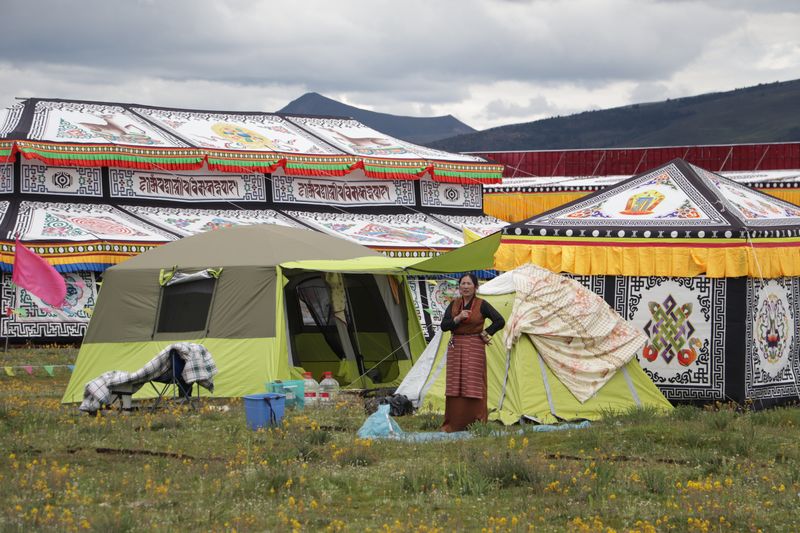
357 405 590 442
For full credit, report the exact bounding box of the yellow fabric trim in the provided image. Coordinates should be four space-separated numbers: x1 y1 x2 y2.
502 235 753 245
757 189 800 206
494 242 800 278
46 254 134 266
483 192 590 222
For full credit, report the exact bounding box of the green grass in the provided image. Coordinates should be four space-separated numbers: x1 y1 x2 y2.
2 347 800 531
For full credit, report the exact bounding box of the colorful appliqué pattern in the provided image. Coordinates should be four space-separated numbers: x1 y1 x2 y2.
41 212 87 237
641 295 701 367
641 171 678 190
74 113 165 145
164 217 201 230
566 204 612 219
755 293 790 364
63 215 150 237
355 223 438 244
56 118 93 139
617 276 725 401
197 217 238 232
211 122 286 151
326 223 357 233
655 199 702 219
2 272 97 339
745 278 799 400
620 190 665 215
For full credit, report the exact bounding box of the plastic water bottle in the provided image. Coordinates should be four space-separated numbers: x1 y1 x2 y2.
302 372 319 408
318 371 340 406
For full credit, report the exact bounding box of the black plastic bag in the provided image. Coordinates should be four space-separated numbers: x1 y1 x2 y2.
364 394 414 416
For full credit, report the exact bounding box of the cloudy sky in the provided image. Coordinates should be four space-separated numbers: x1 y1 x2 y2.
0 0 798 130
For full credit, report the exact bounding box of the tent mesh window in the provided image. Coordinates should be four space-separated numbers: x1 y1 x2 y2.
156 278 216 333
344 275 407 383
289 276 345 367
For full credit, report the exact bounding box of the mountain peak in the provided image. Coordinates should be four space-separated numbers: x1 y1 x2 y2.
279 92 475 145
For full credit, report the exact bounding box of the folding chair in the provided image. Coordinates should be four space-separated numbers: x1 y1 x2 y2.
149 349 197 411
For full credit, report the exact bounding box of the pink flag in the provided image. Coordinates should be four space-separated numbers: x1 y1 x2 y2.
12 238 66 307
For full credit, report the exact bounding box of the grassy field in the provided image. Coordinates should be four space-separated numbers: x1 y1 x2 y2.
1 347 799 532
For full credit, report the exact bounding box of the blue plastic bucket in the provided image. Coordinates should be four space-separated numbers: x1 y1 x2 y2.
244 393 285 430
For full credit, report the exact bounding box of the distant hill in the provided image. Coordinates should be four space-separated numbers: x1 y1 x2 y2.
429 79 800 152
279 92 476 145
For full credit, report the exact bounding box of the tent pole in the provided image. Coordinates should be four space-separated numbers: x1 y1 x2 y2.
343 282 366 388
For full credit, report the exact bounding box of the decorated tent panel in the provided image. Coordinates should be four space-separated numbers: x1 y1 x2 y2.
494 159 800 406
272 170 418 207
527 163 734 230
3 200 177 277
286 116 485 163
2 271 98 339
607 274 800 404
283 211 465 257
0 102 23 137
0 163 11 194
108 167 269 203
119 206 301 237
744 278 800 402
484 170 800 223
13 201 174 242
21 159 104 197
130 107 341 155
285 116 500 183
690 164 800 227
26 100 188 147
430 214 507 240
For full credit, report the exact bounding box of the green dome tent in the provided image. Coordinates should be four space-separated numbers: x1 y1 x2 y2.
397 264 672 424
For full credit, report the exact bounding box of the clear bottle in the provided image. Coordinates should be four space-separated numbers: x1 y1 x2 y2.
318 371 340 406
302 372 319 408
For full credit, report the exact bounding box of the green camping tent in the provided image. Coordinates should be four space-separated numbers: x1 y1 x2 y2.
397 265 673 424
62 225 427 403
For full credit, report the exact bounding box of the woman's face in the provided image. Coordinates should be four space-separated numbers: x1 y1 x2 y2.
459 276 476 299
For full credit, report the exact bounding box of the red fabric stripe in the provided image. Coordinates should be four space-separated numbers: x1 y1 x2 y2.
431 175 502 184
445 335 487 399
21 151 203 171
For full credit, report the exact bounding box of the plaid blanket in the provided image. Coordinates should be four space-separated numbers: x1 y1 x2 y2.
79 343 218 413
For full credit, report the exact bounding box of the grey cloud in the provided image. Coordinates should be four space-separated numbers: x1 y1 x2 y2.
654 0 798 13
0 0 741 91
0 0 797 128
629 82 672 104
484 95 556 120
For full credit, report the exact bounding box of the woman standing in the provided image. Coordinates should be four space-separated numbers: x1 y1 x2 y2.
439 273 505 432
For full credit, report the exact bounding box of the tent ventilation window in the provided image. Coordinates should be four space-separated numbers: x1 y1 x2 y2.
156 275 217 333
